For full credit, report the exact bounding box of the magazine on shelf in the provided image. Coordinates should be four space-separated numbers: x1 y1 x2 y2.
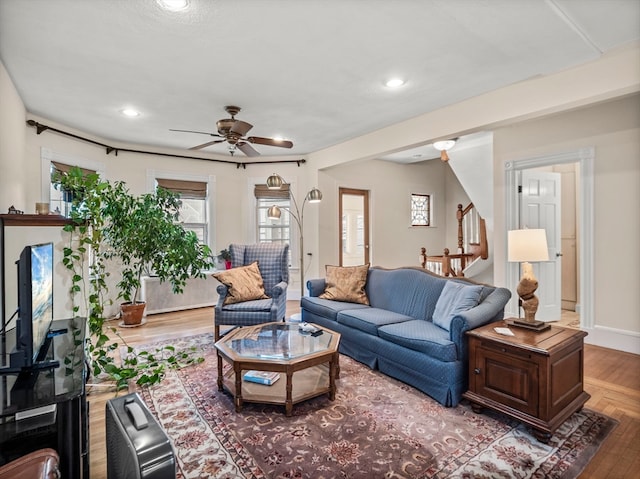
243 370 280 386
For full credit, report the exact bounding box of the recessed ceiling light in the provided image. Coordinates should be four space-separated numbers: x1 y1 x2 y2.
121 108 140 117
385 78 405 88
157 0 189 12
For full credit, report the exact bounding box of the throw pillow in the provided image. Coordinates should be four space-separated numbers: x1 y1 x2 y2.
213 261 269 305
432 281 484 331
319 264 370 305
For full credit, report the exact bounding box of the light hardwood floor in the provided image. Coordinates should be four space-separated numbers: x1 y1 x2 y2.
87 304 639 479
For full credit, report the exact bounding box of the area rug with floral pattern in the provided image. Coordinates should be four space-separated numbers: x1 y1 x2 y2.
136 333 616 479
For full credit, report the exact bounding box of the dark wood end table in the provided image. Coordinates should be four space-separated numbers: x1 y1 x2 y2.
463 319 590 443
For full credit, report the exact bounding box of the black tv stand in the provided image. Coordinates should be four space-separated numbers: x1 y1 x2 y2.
0 328 63 375
0 318 87 479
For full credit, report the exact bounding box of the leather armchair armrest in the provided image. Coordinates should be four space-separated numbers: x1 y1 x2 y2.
0 448 60 479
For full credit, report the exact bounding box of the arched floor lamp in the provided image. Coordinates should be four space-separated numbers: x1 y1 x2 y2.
266 173 322 297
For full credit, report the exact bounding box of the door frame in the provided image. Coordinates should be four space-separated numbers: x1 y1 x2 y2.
505 147 594 328
338 188 370 266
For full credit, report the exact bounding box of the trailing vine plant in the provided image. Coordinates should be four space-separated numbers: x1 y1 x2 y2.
55 167 213 390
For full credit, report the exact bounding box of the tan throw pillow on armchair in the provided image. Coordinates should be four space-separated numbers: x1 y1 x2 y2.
213 261 269 305
319 264 370 305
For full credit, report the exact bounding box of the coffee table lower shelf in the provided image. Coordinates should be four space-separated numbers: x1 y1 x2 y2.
220 365 333 416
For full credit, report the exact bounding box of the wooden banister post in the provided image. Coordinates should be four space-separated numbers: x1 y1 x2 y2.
443 248 451 277
456 204 464 253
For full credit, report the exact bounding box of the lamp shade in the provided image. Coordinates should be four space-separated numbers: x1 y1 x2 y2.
267 205 282 219
266 173 283 190
307 187 322 203
508 229 549 262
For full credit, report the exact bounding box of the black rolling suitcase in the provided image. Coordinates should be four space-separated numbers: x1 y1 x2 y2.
105 392 176 479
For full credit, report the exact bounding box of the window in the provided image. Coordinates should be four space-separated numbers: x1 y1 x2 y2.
49 161 96 217
341 213 364 254
411 193 431 226
255 184 292 264
156 178 208 244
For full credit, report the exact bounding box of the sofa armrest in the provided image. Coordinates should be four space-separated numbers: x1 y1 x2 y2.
449 287 512 356
306 278 326 297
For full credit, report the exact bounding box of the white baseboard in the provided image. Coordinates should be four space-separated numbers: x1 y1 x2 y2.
583 325 640 355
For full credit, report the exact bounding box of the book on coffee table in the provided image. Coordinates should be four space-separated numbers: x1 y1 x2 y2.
243 370 280 386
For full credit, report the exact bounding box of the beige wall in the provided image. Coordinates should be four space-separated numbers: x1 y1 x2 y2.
318 158 467 269
0 61 27 211
493 94 640 343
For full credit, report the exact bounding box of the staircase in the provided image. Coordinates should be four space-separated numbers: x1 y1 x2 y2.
420 203 488 277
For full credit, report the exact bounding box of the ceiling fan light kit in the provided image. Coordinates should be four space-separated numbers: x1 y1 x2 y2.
171 106 293 156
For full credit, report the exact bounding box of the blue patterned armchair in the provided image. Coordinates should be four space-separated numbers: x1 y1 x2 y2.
214 243 289 339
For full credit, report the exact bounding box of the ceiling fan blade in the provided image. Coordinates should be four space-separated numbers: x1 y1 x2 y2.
237 142 260 157
170 128 221 137
230 120 253 136
247 136 293 149
189 139 226 150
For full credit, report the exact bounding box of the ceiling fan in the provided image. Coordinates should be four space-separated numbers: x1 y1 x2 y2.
170 105 293 156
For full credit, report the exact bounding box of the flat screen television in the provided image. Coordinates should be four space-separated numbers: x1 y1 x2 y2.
10 242 55 369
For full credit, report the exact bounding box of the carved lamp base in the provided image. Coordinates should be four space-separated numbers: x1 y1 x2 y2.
513 262 551 332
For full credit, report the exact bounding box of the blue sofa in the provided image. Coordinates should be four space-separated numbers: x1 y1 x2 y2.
301 266 511 407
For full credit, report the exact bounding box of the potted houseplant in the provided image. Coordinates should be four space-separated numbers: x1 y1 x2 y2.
103 182 214 325
54 167 213 389
218 248 232 269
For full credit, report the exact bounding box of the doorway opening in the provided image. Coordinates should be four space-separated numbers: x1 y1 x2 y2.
339 188 370 266
505 148 594 328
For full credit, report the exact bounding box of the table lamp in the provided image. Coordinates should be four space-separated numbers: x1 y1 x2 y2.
508 228 550 331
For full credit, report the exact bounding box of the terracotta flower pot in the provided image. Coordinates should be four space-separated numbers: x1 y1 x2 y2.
120 302 146 326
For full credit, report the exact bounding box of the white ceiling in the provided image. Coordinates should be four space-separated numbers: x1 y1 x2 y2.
1 0 638 162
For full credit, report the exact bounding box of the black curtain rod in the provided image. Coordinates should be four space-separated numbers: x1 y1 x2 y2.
25 120 306 169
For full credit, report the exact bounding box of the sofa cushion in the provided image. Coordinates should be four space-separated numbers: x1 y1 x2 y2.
365 268 445 320
432 281 484 331
320 264 370 305
337 308 414 336
378 320 458 362
300 296 370 321
213 262 269 305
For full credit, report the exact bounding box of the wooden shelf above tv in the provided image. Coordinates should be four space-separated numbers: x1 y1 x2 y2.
0 214 72 227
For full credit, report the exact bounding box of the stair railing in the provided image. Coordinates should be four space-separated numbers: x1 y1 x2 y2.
419 203 488 277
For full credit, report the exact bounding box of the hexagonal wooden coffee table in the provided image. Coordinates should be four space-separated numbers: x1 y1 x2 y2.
214 322 340 416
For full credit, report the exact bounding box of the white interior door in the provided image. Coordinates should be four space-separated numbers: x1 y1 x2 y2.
520 170 561 321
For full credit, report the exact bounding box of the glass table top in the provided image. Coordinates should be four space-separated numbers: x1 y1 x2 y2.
220 322 337 360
